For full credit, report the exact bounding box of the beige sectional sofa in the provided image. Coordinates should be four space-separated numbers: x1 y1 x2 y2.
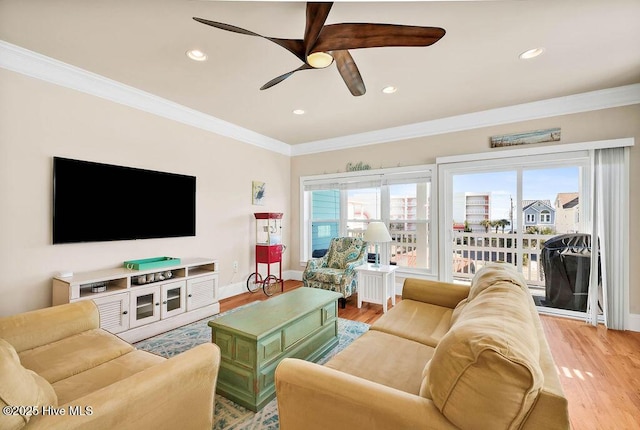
275 263 569 430
0 300 220 430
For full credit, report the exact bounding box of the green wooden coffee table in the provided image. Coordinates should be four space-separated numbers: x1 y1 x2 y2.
209 287 342 411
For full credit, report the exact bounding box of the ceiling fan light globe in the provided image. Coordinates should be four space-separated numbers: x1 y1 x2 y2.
307 52 334 68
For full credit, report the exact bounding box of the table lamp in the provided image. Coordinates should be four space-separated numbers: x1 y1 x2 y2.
363 222 392 267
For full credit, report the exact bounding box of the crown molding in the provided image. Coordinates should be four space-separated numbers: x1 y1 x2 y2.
0 40 291 156
2 40 638 158
291 83 640 156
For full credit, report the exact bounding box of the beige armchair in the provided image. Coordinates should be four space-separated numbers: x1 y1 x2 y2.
0 301 220 430
303 237 368 307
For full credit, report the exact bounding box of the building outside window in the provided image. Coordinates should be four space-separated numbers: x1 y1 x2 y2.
301 166 436 275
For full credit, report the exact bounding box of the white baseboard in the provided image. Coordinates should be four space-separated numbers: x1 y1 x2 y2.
218 270 303 300
627 313 640 332
218 281 246 300
287 270 303 281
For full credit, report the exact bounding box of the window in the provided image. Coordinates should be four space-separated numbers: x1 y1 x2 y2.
347 187 380 234
438 139 632 327
440 152 590 314
388 182 431 269
301 165 436 274
310 190 340 253
540 210 551 223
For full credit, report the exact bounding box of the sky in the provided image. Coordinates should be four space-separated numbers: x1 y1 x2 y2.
453 166 580 221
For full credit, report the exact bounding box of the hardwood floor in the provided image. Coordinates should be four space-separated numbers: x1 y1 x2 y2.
219 280 640 429
219 280 391 325
541 315 640 430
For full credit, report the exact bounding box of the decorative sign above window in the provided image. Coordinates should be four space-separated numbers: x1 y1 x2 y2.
346 161 371 171
490 128 561 148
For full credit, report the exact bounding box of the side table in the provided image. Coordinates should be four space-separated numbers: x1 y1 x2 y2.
355 263 398 313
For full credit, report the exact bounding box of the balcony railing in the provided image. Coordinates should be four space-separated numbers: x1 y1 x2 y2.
452 231 556 287
348 227 422 268
349 227 555 287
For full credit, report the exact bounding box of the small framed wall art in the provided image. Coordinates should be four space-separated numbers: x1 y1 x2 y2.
252 181 265 205
490 128 561 148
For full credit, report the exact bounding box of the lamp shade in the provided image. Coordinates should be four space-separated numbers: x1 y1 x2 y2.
363 222 392 243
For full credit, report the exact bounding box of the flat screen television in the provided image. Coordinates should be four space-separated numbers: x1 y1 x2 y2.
53 157 196 244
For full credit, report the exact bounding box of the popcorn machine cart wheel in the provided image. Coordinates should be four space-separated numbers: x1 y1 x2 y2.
247 212 285 296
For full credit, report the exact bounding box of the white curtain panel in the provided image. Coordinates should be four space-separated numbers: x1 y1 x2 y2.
589 147 629 329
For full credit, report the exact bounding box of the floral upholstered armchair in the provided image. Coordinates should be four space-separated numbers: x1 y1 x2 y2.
303 237 368 308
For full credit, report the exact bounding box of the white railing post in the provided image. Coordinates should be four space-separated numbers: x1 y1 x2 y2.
451 231 554 287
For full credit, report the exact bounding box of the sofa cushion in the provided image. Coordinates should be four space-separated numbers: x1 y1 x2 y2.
325 330 435 395
371 299 452 347
0 300 99 354
0 338 58 430
449 298 469 326
18 329 134 383
418 359 433 399
468 262 528 301
305 268 345 285
52 349 165 405
426 281 543 430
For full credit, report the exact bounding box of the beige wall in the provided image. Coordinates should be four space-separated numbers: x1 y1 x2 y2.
0 69 290 316
290 105 640 314
1 64 638 319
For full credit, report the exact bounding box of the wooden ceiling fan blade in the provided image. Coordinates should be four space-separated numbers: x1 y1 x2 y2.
314 23 446 52
260 64 313 90
193 17 261 37
193 17 306 61
304 2 333 56
333 50 365 97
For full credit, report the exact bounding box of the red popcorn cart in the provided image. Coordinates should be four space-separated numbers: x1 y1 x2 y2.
247 212 285 296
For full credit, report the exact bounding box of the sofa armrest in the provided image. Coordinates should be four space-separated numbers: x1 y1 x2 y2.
26 343 221 430
402 278 470 309
0 301 99 353
275 358 458 430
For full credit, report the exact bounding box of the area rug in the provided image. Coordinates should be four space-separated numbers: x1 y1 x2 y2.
134 303 370 430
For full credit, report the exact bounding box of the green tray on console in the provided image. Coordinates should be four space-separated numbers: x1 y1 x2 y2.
124 257 181 271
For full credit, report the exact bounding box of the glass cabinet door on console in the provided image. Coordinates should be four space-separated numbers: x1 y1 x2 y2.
52 257 219 343
130 285 161 328
161 280 186 319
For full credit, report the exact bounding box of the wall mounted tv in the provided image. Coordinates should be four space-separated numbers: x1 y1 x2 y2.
53 157 196 244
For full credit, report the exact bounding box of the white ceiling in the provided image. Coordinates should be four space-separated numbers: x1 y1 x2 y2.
1 0 639 146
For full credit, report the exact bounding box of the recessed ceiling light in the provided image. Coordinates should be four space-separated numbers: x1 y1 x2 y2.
519 47 545 60
382 86 398 94
292 109 305 115
186 49 207 62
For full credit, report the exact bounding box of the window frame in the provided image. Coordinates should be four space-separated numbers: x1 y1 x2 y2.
300 164 437 277
439 151 591 282
540 210 551 223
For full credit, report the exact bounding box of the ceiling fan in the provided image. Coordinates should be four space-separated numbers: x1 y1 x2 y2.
193 2 445 96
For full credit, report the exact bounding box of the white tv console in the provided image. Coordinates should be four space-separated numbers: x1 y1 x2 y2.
52 257 219 343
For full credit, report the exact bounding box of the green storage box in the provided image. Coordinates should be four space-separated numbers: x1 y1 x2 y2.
124 257 181 271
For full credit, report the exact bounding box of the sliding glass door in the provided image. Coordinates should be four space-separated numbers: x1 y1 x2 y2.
441 152 597 318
